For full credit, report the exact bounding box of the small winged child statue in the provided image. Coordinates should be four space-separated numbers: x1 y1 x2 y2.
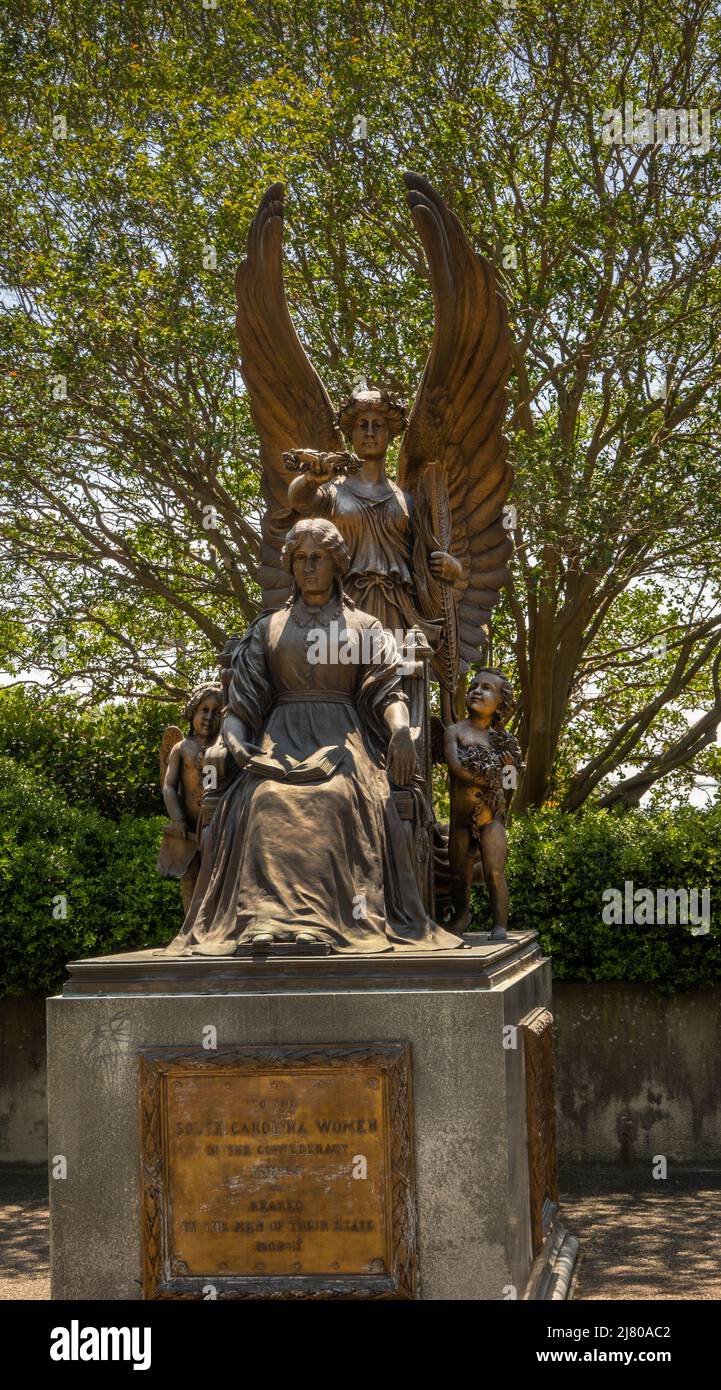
156 683 223 911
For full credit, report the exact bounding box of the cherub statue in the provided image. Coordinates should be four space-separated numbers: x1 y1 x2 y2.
156 683 223 911
234 173 513 915
443 669 524 939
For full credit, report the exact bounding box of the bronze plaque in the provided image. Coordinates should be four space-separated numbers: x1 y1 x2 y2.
140 1043 416 1299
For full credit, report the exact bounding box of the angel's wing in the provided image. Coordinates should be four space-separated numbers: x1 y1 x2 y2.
235 184 344 608
397 173 513 670
159 726 183 790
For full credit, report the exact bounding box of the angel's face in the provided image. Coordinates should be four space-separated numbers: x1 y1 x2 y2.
352 411 389 460
292 544 335 606
192 695 222 741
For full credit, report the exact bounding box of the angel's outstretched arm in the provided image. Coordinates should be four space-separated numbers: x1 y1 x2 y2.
287 456 336 512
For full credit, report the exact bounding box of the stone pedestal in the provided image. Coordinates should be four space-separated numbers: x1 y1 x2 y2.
47 931 577 1300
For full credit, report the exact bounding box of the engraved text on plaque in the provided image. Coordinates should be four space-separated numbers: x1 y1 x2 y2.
140 1043 416 1299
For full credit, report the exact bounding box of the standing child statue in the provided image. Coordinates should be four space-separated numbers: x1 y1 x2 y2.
443 669 524 939
156 683 223 912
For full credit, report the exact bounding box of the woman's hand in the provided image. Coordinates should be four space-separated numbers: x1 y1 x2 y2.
430 550 463 582
221 733 259 769
387 726 416 786
219 713 260 771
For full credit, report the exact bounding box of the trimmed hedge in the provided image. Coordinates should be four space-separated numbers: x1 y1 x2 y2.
0 686 178 819
469 806 721 995
1 742 719 996
0 757 182 996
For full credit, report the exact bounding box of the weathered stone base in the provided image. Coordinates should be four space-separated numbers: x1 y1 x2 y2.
525 1223 580 1300
47 931 577 1300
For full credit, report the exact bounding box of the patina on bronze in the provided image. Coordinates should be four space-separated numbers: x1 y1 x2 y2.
156 684 223 911
443 669 524 937
140 1044 416 1299
168 519 460 956
235 173 512 669
163 172 515 953
232 173 513 919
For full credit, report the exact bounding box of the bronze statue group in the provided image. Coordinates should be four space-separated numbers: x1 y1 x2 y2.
158 175 523 956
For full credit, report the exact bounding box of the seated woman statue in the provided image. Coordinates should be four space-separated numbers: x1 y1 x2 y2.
167 518 461 956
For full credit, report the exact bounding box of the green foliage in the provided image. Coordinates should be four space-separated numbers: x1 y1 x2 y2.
471 806 721 994
0 685 178 818
1 0 720 811
0 755 182 996
3 710 719 996
2 3 721 989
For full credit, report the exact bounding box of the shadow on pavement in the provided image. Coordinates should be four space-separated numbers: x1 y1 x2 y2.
561 1163 721 1300
0 1167 49 1300
1 1162 720 1300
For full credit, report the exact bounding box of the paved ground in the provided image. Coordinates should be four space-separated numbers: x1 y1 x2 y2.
0 1168 49 1300
562 1163 721 1300
1 1164 720 1299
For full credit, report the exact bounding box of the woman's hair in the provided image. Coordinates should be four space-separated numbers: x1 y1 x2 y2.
183 682 223 730
336 386 407 442
468 668 516 728
280 518 350 577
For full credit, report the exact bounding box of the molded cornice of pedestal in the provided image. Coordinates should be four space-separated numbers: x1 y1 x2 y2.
59 930 542 997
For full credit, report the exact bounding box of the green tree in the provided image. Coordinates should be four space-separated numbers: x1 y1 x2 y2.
1 0 720 805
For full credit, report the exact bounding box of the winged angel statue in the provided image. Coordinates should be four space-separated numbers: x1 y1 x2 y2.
232 173 513 916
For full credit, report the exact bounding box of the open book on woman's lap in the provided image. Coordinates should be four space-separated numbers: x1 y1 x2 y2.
245 744 348 784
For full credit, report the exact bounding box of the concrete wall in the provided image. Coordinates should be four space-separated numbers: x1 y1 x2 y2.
3 984 721 1169
0 997 47 1164
554 982 721 1167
